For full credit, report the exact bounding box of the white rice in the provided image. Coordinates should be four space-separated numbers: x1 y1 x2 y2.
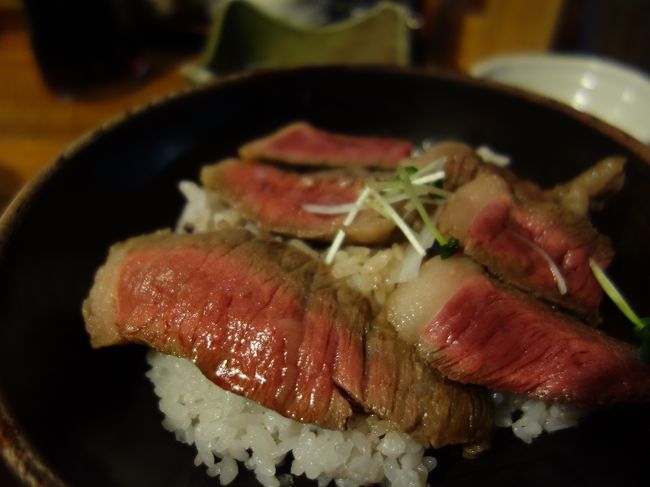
146 180 582 486
146 352 435 487
492 392 583 444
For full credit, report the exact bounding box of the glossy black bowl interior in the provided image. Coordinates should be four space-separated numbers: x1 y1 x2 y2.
1 66 649 487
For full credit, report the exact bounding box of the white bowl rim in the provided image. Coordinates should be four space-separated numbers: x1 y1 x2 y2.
469 52 650 89
469 52 650 143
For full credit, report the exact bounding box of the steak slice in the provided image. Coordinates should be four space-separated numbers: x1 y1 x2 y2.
387 256 650 408
200 159 394 244
437 168 614 321
551 156 626 217
239 122 413 169
440 149 626 211
82 229 493 449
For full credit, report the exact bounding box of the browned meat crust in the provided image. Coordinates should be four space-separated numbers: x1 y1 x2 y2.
82 229 493 450
239 121 413 169
200 159 395 244
438 156 623 321
388 256 650 409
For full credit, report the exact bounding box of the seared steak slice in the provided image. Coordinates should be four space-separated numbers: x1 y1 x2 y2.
387 256 650 408
83 229 492 449
239 122 413 169
201 159 394 244
551 156 626 217
438 167 614 321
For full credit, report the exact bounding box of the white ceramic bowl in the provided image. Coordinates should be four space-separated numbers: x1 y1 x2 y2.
470 53 650 144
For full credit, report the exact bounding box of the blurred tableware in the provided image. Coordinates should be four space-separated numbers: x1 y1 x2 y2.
183 0 410 83
470 53 650 144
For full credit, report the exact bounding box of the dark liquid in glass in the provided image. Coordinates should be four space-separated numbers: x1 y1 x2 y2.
23 0 143 93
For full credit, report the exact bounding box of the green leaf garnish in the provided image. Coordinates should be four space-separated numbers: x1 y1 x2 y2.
635 325 650 362
439 237 459 259
366 188 427 255
589 259 646 331
388 167 417 183
589 259 650 362
398 168 447 247
315 157 453 265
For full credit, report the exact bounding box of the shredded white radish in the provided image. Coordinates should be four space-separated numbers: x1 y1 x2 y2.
476 146 511 167
397 224 437 282
513 233 568 295
324 230 346 265
322 187 372 264
398 169 446 246
366 188 426 256
302 202 355 215
343 187 371 225
318 161 452 265
412 157 447 179
303 191 408 215
412 170 445 186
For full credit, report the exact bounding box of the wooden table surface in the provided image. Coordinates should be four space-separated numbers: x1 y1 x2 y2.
0 11 196 213
0 11 198 486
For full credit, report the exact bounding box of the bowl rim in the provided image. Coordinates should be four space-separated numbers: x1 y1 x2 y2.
469 52 650 88
469 53 650 143
1 64 650 487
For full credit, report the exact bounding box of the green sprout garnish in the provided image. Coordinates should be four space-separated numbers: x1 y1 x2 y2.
589 259 650 362
314 157 459 264
398 168 447 247
387 166 418 183
439 237 460 259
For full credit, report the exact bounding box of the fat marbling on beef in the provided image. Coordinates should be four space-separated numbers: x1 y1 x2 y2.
82 229 493 450
386 255 650 408
200 159 395 244
239 122 413 169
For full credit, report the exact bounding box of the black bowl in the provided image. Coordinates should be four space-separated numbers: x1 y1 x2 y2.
1 66 649 487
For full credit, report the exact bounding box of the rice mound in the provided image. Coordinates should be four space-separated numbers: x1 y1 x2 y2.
147 352 436 487
145 180 583 486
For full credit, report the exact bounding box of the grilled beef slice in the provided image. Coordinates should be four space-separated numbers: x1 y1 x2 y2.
239 122 413 170
201 159 395 244
437 158 620 321
550 156 626 217
82 229 492 449
387 256 650 408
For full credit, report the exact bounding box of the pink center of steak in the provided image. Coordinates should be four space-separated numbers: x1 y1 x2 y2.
242 122 412 168
438 172 612 318
216 161 360 234
467 198 609 309
201 159 396 244
83 231 494 447
424 277 650 407
388 256 650 408
116 245 363 425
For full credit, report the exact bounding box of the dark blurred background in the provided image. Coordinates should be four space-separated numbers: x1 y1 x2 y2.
418 0 650 73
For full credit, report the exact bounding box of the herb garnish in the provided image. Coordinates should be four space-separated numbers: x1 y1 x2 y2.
439 237 460 259
589 259 650 362
309 157 459 264
313 146 519 265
